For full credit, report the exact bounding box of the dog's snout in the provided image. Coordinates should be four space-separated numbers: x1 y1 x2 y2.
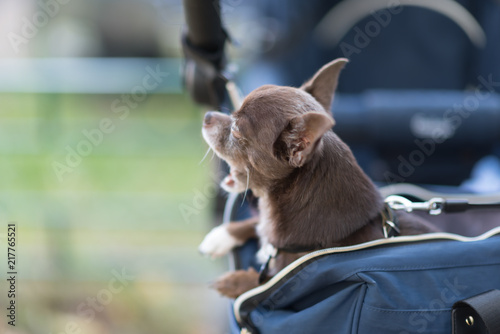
203 111 230 132
204 112 214 126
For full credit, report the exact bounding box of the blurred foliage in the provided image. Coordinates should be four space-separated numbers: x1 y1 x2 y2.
0 93 228 334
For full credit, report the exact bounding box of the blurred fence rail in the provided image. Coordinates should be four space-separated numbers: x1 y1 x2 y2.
0 57 182 94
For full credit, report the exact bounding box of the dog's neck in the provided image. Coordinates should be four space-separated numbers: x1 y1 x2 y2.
262 132 384 250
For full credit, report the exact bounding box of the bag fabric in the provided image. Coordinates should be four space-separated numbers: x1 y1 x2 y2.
233 229 500 334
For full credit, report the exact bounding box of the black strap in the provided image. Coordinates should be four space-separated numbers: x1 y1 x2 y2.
181 35 227 108
452 290 500 334
181 0 229 108
277 245 318 253
182 0 226 53
258 255 272 284
443 199 500 214
275 205 401 255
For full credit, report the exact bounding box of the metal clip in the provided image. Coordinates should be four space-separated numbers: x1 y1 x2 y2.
383 220 400 238
385 195 445 215
428 198 445 215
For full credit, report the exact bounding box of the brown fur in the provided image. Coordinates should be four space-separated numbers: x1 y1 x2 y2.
226 216 259 242
202 58 437 298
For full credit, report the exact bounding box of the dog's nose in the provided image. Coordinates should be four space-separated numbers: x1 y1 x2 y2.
204 112 214 126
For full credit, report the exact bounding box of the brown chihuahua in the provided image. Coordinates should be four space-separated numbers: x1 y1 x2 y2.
199 58 437 298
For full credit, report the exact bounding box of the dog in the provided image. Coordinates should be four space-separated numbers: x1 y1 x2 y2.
199 58 437 298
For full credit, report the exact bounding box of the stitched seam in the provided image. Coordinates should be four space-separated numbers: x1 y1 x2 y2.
332 262 500 283
363 304 450 314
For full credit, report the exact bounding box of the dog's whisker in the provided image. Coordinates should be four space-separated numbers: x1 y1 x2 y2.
216 154 222 169
199 147 212 165
210 149 216 161
241 167 250 206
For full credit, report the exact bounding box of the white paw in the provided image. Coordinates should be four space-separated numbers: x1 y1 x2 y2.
199 225 244 258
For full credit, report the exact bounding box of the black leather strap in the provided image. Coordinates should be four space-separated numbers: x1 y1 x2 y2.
181 0 229 108
452 290 500 334
443 199 500 214
258 254 272 284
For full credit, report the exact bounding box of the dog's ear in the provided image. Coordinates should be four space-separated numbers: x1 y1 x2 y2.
300 58 348 112
278 112 334 168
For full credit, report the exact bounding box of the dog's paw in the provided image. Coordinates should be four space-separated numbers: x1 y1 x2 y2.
212 268 260 298
199 224 244 258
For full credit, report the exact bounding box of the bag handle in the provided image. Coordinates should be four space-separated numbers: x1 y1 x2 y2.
452 290 500 334
315 0 486 48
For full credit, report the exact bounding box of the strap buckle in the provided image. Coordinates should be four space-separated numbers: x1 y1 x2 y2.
381 204 400 238
383 219 400 238
258 245 278 284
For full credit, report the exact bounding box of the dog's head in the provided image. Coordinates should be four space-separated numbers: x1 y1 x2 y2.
202 58 348 195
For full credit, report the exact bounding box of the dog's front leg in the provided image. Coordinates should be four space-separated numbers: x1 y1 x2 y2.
212 267 260 298
199 216 259 258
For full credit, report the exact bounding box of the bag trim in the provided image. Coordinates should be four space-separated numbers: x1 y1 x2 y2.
234 226 500 323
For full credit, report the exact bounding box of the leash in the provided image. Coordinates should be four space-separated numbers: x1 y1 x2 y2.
385 195 500 215
259 196 500 283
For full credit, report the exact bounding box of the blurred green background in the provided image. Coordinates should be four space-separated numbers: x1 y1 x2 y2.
0 1 262 332
0 92 229 333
